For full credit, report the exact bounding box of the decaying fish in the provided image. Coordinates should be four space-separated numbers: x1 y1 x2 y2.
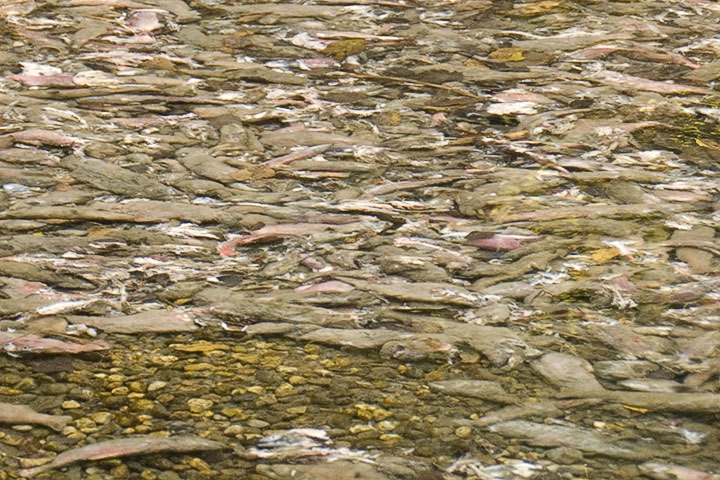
217 223 335 256
244 428 372 463
592 70 714 95
0 332 111 355
36 299 100 316
7 128 79 147
20 435 225 477
257 428 331 450
217 221 385 256
64 310 199 334
0 402 71 431
466 232 535 251
295 280 355 293
9 74 75 87
447 458 542 479
639 462 717 480
532 352 720 412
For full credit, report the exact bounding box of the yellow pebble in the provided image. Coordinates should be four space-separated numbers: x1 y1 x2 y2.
288 375 305 385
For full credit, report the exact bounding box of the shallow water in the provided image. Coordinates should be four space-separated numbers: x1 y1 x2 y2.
1 0 720 478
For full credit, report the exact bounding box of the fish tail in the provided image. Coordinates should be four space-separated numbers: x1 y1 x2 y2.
46 414 72 431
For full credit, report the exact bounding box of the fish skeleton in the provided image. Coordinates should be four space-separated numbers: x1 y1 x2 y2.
0 403 71 431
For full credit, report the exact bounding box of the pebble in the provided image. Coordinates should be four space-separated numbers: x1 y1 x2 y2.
257 393 278 406
140 470 156 480
173 341 229 353
350 424 375 434
17 455 55 468
151 355 179 365
111 463 130 477
148 381 168 392
288 375 306 385
112 386 130 396
41 383 70 395
221 407 245 418
74 417 98 432
184 363 215 372
277 365 298 374
156 393 174 403
275 383 295 397
355 403 392 421
455 426 472 438
128 381 146 393
16 378 36 391
224 425 244 435
247 419 270 428
188 457 212 472
377 420 398 431
131 399 155 411
90 412 114 424
157 472 181 480
64 426 85 440
188 398 213 413
62 400 81 409
107 374 126 383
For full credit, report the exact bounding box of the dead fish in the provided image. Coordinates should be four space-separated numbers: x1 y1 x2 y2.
467 232 524 251
8 128 78 147
592 70 713 95
380 336 458 361
0 402 71 431
245 428 370 463
8 74 75 87
20 435 225 477
295 280 354 293
619 378 685 393
65 310 198 334
264 144 331 167
36 299 99 316
571 45 700 69
0 332 111 355
639 462 716 480
257 428 330 449
217 223 334 256
126 10 163 33
217 233 292 255
364 177 460 196
491 89 555 104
